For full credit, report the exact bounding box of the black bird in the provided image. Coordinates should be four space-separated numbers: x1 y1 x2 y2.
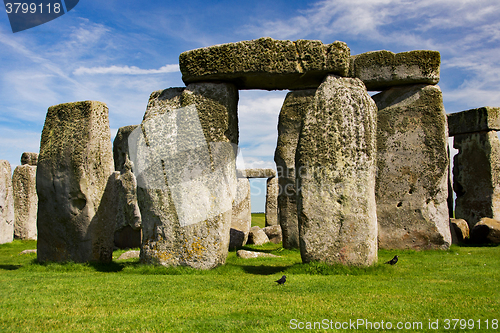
275 275 286 285
385 255 399 265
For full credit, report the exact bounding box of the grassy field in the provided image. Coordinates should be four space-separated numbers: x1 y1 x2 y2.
0 223 499 332
252 212 266 228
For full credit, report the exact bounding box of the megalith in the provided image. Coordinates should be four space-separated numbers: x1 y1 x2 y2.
36 101 115 263
448 107 500 227
13 152 38 240
131 82 238 269
275 89 316 249
229 177 251 249
0 160 14 244
296 75 378 266
265 176 278 226
373 84 451 250
113 125 142 249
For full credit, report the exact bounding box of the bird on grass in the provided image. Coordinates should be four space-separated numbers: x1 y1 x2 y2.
385 255 399 265
275 275 286 285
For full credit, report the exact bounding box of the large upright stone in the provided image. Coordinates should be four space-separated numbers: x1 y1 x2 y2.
132 83 238 269
113 125 139 171
275 89 315 249
351 50 440 91
373 84 451 250
265 177 278 226
36 101 115 263
0 160 14 244
296 75 378 266
230 177 251 249
13 154 38 240
453 131 500 226
180 37 350 90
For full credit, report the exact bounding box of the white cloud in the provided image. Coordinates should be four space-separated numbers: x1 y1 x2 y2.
73 64 180 75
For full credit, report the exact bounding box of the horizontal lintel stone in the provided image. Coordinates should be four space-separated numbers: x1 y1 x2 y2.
448 107 500 136
237 168 276 178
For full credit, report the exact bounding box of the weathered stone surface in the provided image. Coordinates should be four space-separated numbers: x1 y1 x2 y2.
374 84 451 250
236 249 278 259
230 178 251 249
20 152 38 166
449 218 469 244
265 177 278 226
36 101 115 263
0 160 14 244
275 90 315 249
471 217 500 244
236 168 276 178
296 75 378 266
134 83 238 269
19 249 36 255
113 125 139 171
448 107 500 136
351 50 440 91
117 250 140 260
453 131 500 226
13 164 37 240
262 225 282 244
275 89 315 249
248 226 269 245
180 37 350 90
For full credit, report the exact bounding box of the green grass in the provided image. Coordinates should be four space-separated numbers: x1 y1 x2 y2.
0 240 499 332
251 212 266 228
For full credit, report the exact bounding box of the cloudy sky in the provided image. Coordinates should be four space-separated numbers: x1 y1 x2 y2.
1 0 499 211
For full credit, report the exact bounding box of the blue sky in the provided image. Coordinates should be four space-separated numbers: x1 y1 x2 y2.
1 0 499 212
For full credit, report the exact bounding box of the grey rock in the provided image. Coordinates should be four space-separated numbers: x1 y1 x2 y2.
265 177 278 226
20 152 38 166
449 218 469 244
114 168 142 249
351 50 440 90
236 249 278 259
296 75 378 266
471 217 500 244
262 225 282 244
453 131 500 226
0 160 14 244
236 169 276 178
230 178 251 249
135 83 238 269
113 125 139 171
180 37 350 90
36 101 115 263
248 226 269 246
374 84 451 250
448 107 500 136
275 89 315 249
13 164 38 240
117 250 140 260
19 249 37 255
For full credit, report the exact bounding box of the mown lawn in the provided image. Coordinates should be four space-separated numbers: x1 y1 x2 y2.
0 235 498 332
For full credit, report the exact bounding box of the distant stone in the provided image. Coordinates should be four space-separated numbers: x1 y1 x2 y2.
180 37 350 90
230 178 251 249
136 83 238 269
296 75 378 266
0 160 14 244
275 89 315 249
262 225 282 244
265 177 278 226
19 249 37 255
248 226 269 246
374 84 451 250
236 169 276 178
13 164 38 240
236 249 278 259
448 107 500 136
449 218 469 244
117 250 140 260
351 50 440 90
36 101 115 263
20 152 38 166
453 131 500 226
471 217 500 244
113 125 139 171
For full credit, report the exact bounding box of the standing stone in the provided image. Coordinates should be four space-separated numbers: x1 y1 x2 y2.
449 218 469 244
230 177 251 249
275 89 316 249
113 125 142 249
0 160 14 244
453 131 500 226
132 83 238 269
296 75 378 266
265 177 278 226
373 84 451 250
13 153 38 240
36 101 115 263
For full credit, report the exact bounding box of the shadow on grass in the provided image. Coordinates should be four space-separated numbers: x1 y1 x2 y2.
241 265 289 275
0 264 21 271
88 261 125 273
